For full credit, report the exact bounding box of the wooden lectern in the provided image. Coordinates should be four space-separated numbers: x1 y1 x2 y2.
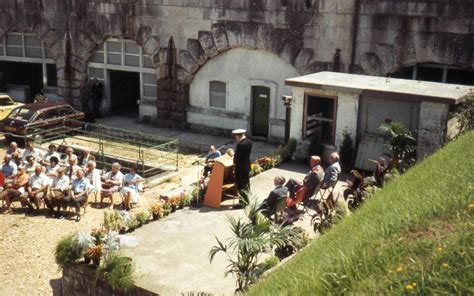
203 154 237 208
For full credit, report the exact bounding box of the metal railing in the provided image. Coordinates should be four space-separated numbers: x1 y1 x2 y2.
25 119 179 177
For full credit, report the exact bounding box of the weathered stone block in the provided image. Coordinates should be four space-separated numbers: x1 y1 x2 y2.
178 50 199 73
187 38 208 65
211 23 229 52
198 30 219 58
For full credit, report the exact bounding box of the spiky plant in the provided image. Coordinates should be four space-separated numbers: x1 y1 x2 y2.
97 253 134 291
55 234 82 268
104 231 120 255
73 231 96 256
379 121 417 166
209 197 299 292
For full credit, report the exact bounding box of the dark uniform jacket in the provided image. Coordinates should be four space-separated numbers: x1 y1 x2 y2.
264 185 288 213
234 137 252 187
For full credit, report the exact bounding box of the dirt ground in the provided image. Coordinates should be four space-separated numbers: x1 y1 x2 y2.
0 141 185 296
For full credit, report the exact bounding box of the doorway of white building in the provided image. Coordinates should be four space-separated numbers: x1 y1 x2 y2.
109 70 140 118
251 86 270 137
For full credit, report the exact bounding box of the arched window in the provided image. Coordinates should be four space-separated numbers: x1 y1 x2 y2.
209 81 226 108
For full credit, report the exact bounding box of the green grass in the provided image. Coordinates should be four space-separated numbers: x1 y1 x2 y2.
248 131 474 295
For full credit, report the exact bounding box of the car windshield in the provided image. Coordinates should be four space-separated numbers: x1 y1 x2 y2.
7 108 35 121
0 97 14 106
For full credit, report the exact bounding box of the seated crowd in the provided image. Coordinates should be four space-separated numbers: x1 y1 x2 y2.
261 152 341 219
0 141 145 221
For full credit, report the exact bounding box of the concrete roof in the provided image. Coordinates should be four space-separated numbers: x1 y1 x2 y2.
286 71 473 105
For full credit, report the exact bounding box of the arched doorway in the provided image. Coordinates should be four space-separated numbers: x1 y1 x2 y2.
0 32 57 102
189 48 299 139
88 39 157 118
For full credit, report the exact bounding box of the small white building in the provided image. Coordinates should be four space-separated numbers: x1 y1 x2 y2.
285 72 472 169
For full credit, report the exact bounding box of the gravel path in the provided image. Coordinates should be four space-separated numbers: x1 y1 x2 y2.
0 144 184 295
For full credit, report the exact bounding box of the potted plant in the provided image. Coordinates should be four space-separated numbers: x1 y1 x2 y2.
168 198 179 212
126 217 140 232
91 227 107 245
55 234 83 268
85 245 104 267
97 254 135 292
162 203 172 216
149 202 163 220
135 210 151 226
73 231 96 264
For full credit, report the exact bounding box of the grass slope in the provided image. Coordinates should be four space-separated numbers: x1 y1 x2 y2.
248 131 474 295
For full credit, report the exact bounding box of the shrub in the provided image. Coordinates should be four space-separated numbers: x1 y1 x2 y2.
308 135 325 158
126 217 140 230
74 231 96 253
55 234 82 268
103 211 126 232
274 227 311 260
379 121 417 166
286 138 297 157
162 203 172 216
134 210 151 226
339 130 355 171
256 256 281 277
250 163 262 177
149 202 163 216
97 254 134 291
451 92 474 135
272 145 289 164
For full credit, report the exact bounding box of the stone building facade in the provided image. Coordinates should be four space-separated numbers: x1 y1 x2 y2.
0 0 472 140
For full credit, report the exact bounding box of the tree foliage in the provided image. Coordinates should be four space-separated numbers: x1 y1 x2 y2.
379 121 417 165
452 92 474 135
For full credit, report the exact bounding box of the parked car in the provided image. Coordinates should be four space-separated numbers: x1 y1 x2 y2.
0 102 84 143
0 93 23 120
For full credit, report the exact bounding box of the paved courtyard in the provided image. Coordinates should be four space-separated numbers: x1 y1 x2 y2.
0 119 347 295
122 164 309 295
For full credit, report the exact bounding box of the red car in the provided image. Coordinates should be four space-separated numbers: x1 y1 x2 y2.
0 102 84 143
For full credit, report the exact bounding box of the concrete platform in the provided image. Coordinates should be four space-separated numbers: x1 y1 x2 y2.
121 163 308 295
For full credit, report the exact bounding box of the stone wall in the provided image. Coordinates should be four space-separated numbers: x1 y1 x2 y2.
61 264 157 296
0 0 472 128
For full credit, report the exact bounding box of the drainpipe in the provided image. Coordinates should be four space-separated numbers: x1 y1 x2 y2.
349 0 361 73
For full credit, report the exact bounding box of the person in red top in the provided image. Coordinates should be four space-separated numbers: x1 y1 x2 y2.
285 155 324 207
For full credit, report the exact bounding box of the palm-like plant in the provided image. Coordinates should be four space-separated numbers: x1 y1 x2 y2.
209 198 299 293
379 121 417 165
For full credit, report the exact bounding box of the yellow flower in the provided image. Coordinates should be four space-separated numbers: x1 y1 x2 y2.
412 282 417 287
406 284 414 290
468 203 474 209
388 269 393 273
437 246 443 252
396 266 403 272
442 263 449 268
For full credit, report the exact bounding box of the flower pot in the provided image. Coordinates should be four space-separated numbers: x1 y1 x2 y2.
152 213 160 220
171 205 177 212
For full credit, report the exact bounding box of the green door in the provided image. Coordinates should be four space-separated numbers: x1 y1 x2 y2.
252 86 270 137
